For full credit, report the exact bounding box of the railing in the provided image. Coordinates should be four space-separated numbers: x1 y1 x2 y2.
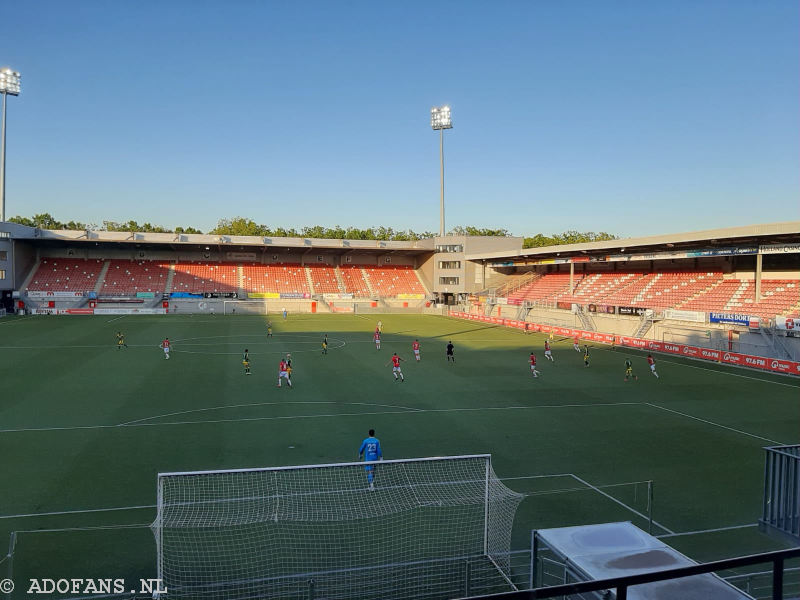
461 547 800 600
761 445 800 543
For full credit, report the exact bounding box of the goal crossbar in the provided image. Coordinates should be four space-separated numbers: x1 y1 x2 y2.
157 454 492 478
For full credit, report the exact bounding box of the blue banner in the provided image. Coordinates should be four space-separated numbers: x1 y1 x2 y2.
170 292 203 298
709 312 751 326
687 247 757 257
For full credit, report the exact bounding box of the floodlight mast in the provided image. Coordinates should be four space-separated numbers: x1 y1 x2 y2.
0 67 21 223
431 105 452 237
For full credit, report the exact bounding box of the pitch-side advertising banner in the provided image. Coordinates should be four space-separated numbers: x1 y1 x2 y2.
447 310 800 376
663 309 706 323
27 291 84 298
759 244 800 254
774 316 798 331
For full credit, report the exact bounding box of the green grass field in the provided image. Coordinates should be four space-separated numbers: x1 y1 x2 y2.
0 313 797 598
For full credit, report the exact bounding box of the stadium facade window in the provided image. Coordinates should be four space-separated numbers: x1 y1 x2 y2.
439 276 459 285
435 244 463 253
439 260 461 269
0 250 6 260
0 270 5 280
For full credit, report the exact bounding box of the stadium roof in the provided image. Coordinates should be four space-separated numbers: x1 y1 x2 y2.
1 225 435 254
465 221 800 261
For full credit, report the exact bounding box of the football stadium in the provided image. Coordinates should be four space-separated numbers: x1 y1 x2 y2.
1 3 799 600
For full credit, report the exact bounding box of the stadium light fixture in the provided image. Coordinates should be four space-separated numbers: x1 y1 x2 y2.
431 105 452 237
0 67 21 223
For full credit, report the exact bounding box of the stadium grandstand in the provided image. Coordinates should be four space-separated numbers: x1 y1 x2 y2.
0 220 798 361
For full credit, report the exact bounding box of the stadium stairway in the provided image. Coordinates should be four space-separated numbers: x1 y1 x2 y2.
18 259 40 292
236 265 245 296
163 263 177 294
93 260 111 295
361 267 377 297
675 277 725 310
724 280 753 311
632 273 661 304
304 266 315 295
334 267 347 293
414 268 432 296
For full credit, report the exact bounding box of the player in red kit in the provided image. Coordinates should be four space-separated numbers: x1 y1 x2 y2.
573 336 581 353
277 359 292 387
647 354 659 378
374 331 381 351
412 339 421 361
529 352 540 378
161 337 171 360
385 353 405 381
544 340 554 362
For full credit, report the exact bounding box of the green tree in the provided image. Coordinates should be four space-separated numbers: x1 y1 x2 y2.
523 230 618 248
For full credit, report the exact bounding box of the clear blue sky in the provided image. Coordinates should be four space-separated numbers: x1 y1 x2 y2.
2 0 798 237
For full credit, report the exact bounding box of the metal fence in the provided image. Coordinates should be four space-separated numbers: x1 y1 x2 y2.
761 445 800 543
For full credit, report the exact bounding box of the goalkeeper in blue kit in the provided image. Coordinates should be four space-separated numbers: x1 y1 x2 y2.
358 429 383 491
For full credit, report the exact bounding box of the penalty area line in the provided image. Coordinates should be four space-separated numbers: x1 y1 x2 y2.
569 473 675 535
657 523 757 539
645 403 785 445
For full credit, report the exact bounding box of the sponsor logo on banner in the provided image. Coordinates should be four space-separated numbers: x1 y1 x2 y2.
768 360 795 374
682 346 700 357
700 349 720 360
618 306 648 316
722 352 745 366
774 316 797 331
709 312 751 326
687 247 758 257
204 292 238 299
248 292 280 299
397 293 425 300
663 309 706 323
759 243 800 254
27 291 85 298
93 308 167 315
744 355 767 368
663 343 681 353
647 341 663 351
496 297 508 305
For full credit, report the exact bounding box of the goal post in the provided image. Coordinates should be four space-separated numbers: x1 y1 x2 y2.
222 300 267 315
152 455 523 600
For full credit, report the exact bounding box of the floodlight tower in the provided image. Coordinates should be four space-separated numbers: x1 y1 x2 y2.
430 105 452 237
0 67 21 223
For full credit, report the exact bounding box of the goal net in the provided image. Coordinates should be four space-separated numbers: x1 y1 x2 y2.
152 455 523 600
222 300 267 315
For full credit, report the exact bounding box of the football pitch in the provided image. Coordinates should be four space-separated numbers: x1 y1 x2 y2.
0 313 798 597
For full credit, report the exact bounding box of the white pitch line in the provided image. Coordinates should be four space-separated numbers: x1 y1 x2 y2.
643 357 800 388
119 400 423 426
0 402 638 434
645 403 786 445
657 523 757 538
569 473 675 535
0 473 632 521
0 504 156 520
106 315 125 323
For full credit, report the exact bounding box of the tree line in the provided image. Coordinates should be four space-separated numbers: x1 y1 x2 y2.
8 213 617 248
